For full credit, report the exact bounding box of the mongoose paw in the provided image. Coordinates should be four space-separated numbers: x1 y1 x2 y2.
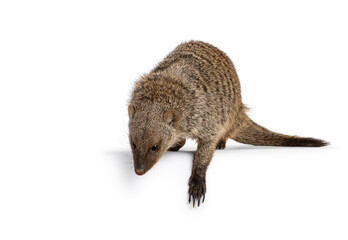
168 139 186 151
168 145 182 151
216 140 226 150
188 175 206 207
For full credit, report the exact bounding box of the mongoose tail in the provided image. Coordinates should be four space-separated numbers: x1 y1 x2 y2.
232 114 329 147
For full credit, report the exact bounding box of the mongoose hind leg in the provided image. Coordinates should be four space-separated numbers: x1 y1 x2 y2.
216 138 227 150
188 138 217 207
216 130 231 150
168 139 186 151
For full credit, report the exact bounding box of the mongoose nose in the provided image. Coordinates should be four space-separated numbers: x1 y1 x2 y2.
135 169 145 176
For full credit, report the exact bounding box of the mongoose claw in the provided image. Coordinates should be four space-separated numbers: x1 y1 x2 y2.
188 175 206 207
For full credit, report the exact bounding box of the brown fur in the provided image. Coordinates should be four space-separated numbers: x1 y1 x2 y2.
128 41 328 207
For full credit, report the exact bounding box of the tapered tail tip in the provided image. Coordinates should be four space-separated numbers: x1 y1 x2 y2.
311 139 330 147
282 137 329 147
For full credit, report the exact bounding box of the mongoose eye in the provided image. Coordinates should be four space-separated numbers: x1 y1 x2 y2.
132 142 136 149
151 145 158 151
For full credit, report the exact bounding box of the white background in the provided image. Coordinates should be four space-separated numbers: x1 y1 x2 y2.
1 0 347 239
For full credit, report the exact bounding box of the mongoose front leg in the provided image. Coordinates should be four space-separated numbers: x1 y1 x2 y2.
168 139 186 151
188 139 217 207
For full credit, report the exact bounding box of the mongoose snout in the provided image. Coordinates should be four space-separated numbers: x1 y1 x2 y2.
135 169 145 176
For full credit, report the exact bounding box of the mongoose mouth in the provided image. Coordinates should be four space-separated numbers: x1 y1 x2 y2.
134 157 161 176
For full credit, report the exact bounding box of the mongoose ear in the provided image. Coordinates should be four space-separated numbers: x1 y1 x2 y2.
128 104 135 119
163 110 181 128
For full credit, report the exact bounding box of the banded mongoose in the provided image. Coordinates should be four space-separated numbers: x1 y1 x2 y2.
128 41 328 207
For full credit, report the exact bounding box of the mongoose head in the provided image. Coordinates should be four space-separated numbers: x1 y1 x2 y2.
128 103 181 176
